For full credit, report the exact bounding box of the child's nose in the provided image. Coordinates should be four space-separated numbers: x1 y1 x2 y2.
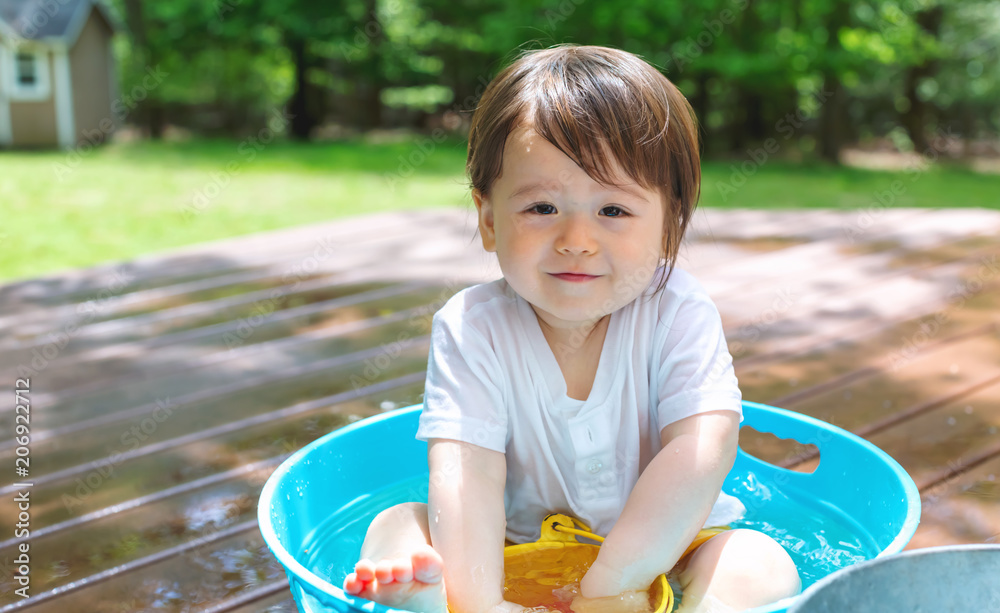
555 215 597 255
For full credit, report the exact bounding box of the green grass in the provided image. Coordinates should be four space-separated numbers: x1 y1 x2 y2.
2 136 998 284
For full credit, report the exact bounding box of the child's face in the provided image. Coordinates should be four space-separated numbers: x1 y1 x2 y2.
474 124 666 331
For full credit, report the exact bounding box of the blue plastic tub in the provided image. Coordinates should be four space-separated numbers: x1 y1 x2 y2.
258 401 921 613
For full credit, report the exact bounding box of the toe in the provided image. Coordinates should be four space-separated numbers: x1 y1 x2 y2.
391 558 414 583
343 573 365 595
354 559 376 582
411 547 444 584
375 559 396 584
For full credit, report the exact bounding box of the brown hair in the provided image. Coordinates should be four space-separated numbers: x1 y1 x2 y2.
466 44 701 296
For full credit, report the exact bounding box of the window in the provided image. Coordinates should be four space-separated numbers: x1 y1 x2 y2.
15 53 37 86
5 47 50 101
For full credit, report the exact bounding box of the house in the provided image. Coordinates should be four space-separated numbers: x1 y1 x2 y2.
0 0 117 149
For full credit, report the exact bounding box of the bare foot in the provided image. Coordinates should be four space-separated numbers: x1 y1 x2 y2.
344 544 447 613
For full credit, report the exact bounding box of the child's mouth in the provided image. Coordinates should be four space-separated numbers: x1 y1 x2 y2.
551 273 599 282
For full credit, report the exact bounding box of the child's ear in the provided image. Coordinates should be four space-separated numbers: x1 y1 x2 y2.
473 189 497 253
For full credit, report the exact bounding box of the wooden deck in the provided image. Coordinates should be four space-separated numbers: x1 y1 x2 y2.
1 206 999 611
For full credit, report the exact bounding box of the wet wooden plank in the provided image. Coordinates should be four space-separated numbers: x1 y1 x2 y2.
0 283 445 402
867 378 1000 489
0 365 430 504
206 581 295 613
0 375 427 525
735 304 998 432
7 524 283 613
0 275 380 352
725 253 1000 364
0 383 426 607
736 283 1000 395
912 455 1000 548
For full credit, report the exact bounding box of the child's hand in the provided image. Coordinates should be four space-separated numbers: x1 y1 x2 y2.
569 590 653 613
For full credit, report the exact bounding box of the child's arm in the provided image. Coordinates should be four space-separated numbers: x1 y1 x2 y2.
427 438 525 613
578 409 740 600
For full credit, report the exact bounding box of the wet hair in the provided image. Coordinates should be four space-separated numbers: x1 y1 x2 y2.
466 44 701 296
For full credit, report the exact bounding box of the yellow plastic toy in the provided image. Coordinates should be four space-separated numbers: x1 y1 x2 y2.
502 514 729 613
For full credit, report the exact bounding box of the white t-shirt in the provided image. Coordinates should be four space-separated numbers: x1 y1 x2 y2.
416 266 745 544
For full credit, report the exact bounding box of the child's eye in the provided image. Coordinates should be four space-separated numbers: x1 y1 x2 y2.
602 206 630 217
528 203 556 214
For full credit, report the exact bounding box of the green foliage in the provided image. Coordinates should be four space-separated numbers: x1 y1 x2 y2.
103 0 999 144
107 0 296 131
